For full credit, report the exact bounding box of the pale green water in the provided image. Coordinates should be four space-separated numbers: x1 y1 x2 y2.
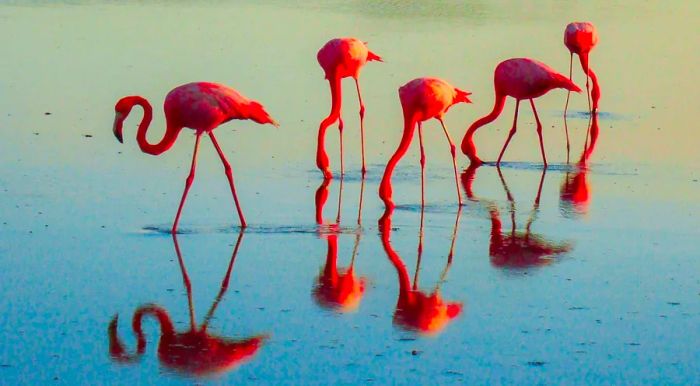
0 1 698 384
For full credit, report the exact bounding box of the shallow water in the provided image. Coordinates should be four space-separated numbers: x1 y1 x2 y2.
1 1 699 384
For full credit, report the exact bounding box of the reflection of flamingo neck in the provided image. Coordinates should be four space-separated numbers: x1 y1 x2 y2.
378 213 413 304
314 179 332 224
379 115 417 205
323 235 339 284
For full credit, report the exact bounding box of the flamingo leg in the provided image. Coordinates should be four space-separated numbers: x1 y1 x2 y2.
202 230 244 330
209 132 247 228
530 99 548 168
354 78 367 175
497 99 520 165
339 117 345 176
172 133 202 233
564 52 573 160
172 234 196 329
414 202 425 291
335 174 344 224
438 118 463 206
418 122 426 208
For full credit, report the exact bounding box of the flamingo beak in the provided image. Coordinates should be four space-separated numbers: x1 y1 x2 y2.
113 113 124 143
270 118 280 128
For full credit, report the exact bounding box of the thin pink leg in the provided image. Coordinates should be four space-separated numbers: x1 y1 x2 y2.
418 122 426 208
530 99 547 168
438 118 463 206
564 52 573 158
355 78 367 175
209 132 247 228
172 133 202 234
339 117 345 176
497 99 520 165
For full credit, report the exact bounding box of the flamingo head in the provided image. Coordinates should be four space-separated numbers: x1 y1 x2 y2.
113 97 137 143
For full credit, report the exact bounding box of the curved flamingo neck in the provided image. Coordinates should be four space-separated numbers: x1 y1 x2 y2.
379 115 417 206
579 54 600 110
317 75 342 174
378 214 413 303
461 92 506 164
133 305 175 338
123 96 180 156
323 235 339 282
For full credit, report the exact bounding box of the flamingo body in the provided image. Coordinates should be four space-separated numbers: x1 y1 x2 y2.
112 81 277 233
461 58 581 166
316 37 382 179
564 22 601 113
379 77 471 208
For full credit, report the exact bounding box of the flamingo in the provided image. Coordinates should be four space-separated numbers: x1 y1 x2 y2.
316 37 383 179
564 22 600 120
461 58 581 168
461 166 571 268
312 178 366 312
378 206 462 334
379 77 472 209
560 111 599 217
108 232 267 377
112 82 278 233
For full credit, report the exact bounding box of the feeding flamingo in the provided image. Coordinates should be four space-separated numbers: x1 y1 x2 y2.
312 178 367 312
461 166 571 268
379 77 471 209
317 37 383 179
461 58 581 168
378 206 463 334
109 232 267 377
112 82 278 233
564 22 600 119
560 111 599 217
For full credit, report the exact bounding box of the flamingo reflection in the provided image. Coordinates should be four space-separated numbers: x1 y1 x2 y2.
108 232 267 377
560 111 600 217
312 177 366 312
462 165 571 269
378 207 463 334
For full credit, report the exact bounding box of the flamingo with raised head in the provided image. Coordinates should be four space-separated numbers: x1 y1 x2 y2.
564 22 600 119
108 232 267 377
461 58 581 168
112 82 278 233
379 77 471 209
317 37 383 179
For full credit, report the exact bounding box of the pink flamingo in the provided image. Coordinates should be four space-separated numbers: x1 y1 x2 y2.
379 77 471 209
317 37 383 179
564 22 600 120
112 82 278 233
560 111 600 217
461 58 581 167
109 232 267 377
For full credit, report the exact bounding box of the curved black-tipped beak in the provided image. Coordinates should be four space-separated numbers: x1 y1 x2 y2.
113 114 124 143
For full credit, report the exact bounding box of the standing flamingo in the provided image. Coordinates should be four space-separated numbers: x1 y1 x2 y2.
317 37 383 179
564 22 600 119
461 58 581 167
379 77 471 209
108 232 267 377
378 206 463 335
112 82 278 233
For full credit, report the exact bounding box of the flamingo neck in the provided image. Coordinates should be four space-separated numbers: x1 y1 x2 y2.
323 235 339 283
125 96 181 156
488 207 504 253
579 54 600 110
378 115 417 206
461 93 506 164
378 213 413 304
316 75 342 175
133 305 175 339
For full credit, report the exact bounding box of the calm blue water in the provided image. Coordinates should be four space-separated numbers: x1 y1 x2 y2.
1 1 699 384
